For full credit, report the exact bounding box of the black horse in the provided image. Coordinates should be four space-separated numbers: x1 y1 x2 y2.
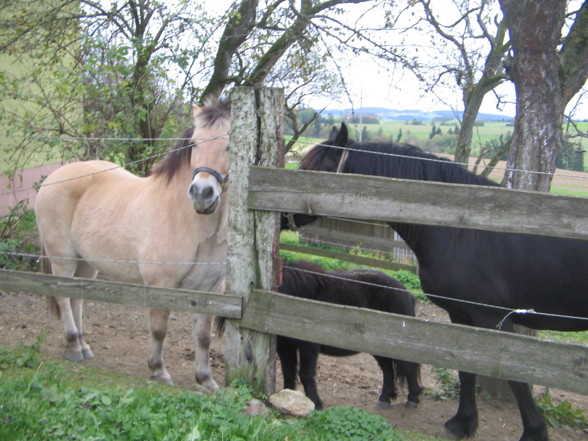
284 123 588 441
277 260 422 410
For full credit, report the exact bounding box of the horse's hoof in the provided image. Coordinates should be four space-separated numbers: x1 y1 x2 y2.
404 400 419 409
82 348 94 360
151 373 174 386
64 351 84 362
376 401 392 409
435 427 462 440
201 379 220 392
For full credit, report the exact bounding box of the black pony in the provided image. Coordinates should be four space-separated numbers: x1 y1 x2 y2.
285 123 588 441
277 260 422 410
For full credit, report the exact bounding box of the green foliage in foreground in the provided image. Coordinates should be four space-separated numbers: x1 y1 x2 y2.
0 343 405 441
536 389 587 430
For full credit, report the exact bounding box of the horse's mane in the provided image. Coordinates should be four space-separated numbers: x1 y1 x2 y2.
301 138 499 187
152 96 230 182
281 261 329 300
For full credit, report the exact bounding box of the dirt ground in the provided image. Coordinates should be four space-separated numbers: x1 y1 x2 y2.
1 290 586 441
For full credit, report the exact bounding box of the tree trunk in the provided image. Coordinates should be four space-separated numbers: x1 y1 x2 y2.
499 0 566 191
454 89 485 166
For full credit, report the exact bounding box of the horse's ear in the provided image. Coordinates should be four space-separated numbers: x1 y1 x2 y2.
327 126 339 142
336 123 349 146
192 105 202 120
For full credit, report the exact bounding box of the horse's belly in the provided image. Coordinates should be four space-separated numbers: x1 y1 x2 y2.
179 264 225 293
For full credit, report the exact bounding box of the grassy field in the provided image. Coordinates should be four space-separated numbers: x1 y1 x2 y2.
340 120 588 171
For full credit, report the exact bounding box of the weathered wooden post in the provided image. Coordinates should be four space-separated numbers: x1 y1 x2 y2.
224 87 284 394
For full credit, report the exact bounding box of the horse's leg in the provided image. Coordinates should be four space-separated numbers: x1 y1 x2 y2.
442 371 478 440
46 255 88 362
276 336 299 390
52 296 86 362
373 355 397 409
72 262 98 360
395 359 424 408
298 342 322 409
508 380 548 441
191 313 219 391
148 308 174 385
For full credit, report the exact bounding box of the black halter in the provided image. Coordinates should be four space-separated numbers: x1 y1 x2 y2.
191 167 229 186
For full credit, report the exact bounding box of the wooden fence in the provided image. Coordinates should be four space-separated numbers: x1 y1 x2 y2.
297 217 417 270
1 87 587 397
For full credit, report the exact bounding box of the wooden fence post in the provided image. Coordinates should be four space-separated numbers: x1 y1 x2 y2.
224 87 284 394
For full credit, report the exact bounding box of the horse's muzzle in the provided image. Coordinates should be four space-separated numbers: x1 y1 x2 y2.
188 174 222 215
193 195 219 215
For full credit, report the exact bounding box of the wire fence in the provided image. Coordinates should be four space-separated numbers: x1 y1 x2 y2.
1 132 588 328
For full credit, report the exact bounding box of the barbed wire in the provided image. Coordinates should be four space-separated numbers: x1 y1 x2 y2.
2 249 586 329
2 134 588 202
3 132 588 194
1 132 587 327
282 264 588 329
290 137 588 182
2 252 226 266
0 134 229 197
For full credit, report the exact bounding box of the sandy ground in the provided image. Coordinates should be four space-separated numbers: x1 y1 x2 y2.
1 291 586 441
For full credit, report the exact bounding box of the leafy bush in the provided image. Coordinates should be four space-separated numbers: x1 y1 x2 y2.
0 204 39 271
0 343 406 441
305 406 404 441
430 367 460 400
388 269 421 292
535 389 587 430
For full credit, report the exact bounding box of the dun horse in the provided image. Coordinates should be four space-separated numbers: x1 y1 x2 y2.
286 123 587 441
35 97 231 391
277 260 422 410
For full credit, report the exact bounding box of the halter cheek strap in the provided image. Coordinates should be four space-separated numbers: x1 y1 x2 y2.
192 167 229 186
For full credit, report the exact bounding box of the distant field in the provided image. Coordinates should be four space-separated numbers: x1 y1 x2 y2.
287 120 588 198
343 120 588 172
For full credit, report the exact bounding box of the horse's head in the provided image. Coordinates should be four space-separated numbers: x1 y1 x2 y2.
300 123 349 172
187 98 231 215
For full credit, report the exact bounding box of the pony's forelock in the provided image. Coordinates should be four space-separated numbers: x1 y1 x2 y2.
195 96 231 129
152 97 231 182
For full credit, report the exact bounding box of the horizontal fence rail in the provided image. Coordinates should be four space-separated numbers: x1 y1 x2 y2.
300 222 413 251
248 167 588 241
280 243 416 273
241 289 588 394
0 269 242 318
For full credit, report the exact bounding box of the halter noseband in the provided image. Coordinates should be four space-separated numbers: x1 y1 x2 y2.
192 167 229 186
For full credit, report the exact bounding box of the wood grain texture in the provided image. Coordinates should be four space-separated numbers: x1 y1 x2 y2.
0 269 241 317
241 289 588 394
249 166 588 241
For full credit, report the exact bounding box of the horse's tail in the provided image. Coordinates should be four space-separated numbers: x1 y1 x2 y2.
40 245 61 319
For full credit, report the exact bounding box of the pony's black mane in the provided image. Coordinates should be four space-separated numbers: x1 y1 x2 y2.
152 96 230 182
302 138 499 188
282 261 328 300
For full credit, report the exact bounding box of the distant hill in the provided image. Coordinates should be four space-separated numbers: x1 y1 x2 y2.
317 107 514 122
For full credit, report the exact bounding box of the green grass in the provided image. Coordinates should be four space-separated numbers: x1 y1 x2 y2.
0 342 409 441
550 187 588 197
539 330 588 345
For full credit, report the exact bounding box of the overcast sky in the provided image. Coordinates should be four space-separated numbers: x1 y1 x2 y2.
206 1 586 119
